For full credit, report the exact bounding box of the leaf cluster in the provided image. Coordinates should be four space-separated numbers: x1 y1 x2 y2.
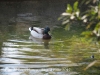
59 0 100 41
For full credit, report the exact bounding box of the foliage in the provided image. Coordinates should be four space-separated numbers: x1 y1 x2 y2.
59 0 100 41
51 25 100 73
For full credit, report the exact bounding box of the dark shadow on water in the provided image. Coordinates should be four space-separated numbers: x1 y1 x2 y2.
29 35 50 49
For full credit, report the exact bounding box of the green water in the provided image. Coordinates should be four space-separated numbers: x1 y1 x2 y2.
0 24 100 75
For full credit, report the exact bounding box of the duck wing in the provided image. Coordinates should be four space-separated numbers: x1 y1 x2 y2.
29 27 44 34
33 27 44 34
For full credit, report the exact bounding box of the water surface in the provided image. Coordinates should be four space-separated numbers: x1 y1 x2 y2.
0 24 100 75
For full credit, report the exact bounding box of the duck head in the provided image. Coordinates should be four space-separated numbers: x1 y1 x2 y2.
43 27 51 39
43 27 50 34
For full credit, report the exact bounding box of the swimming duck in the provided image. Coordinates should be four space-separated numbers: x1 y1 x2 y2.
29 26 51 40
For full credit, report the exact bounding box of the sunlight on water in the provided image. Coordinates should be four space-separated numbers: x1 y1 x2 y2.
0 30 78 75
2 25 100 75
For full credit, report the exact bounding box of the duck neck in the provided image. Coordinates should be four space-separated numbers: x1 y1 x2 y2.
43 29 49 35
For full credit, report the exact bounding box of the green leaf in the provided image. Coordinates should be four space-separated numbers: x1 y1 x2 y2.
81 31 92 38
58 16 64 20
62 20 69 25
73 1 79 11
65 24 70 30
85 0 91 5
89 16 95 21
86 22 93 29
81 31 91 35
98 3 100 18
91 10 97 15
66 4 72 13
94 22 100 30
80 0 87 5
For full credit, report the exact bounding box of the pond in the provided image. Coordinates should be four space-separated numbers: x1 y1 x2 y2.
0 23 100 75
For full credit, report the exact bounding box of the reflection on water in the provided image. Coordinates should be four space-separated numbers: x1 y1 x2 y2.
0 39 78 75
29 35 50 49
0 25 78 75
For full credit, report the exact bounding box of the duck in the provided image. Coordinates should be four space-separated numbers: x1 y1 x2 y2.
29 26 51 40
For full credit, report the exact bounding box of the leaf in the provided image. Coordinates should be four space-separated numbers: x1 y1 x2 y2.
89 16 95 21
75 11 80 17
84 60 97 71
81 15 87 20
81 31 91 35
83 18 87 23
94 22 100 30
73 1 79 11
62 20 69 25
70 14 75 20
58 13 70 21
98 4 100 18
91 10 97 15
65 24 70 30
86 22 93 29
61 12 71 16
81 31 92 37
66 4 72 13
98 28 100 35
80 0 86 5
85 0 91 5
58 16 65 21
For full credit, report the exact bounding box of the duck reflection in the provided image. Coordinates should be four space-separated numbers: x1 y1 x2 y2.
29 35 50 49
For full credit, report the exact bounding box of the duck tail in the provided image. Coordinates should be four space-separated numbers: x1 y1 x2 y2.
29 27 33 31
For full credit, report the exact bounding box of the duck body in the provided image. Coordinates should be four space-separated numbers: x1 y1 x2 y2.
29 27 51 40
